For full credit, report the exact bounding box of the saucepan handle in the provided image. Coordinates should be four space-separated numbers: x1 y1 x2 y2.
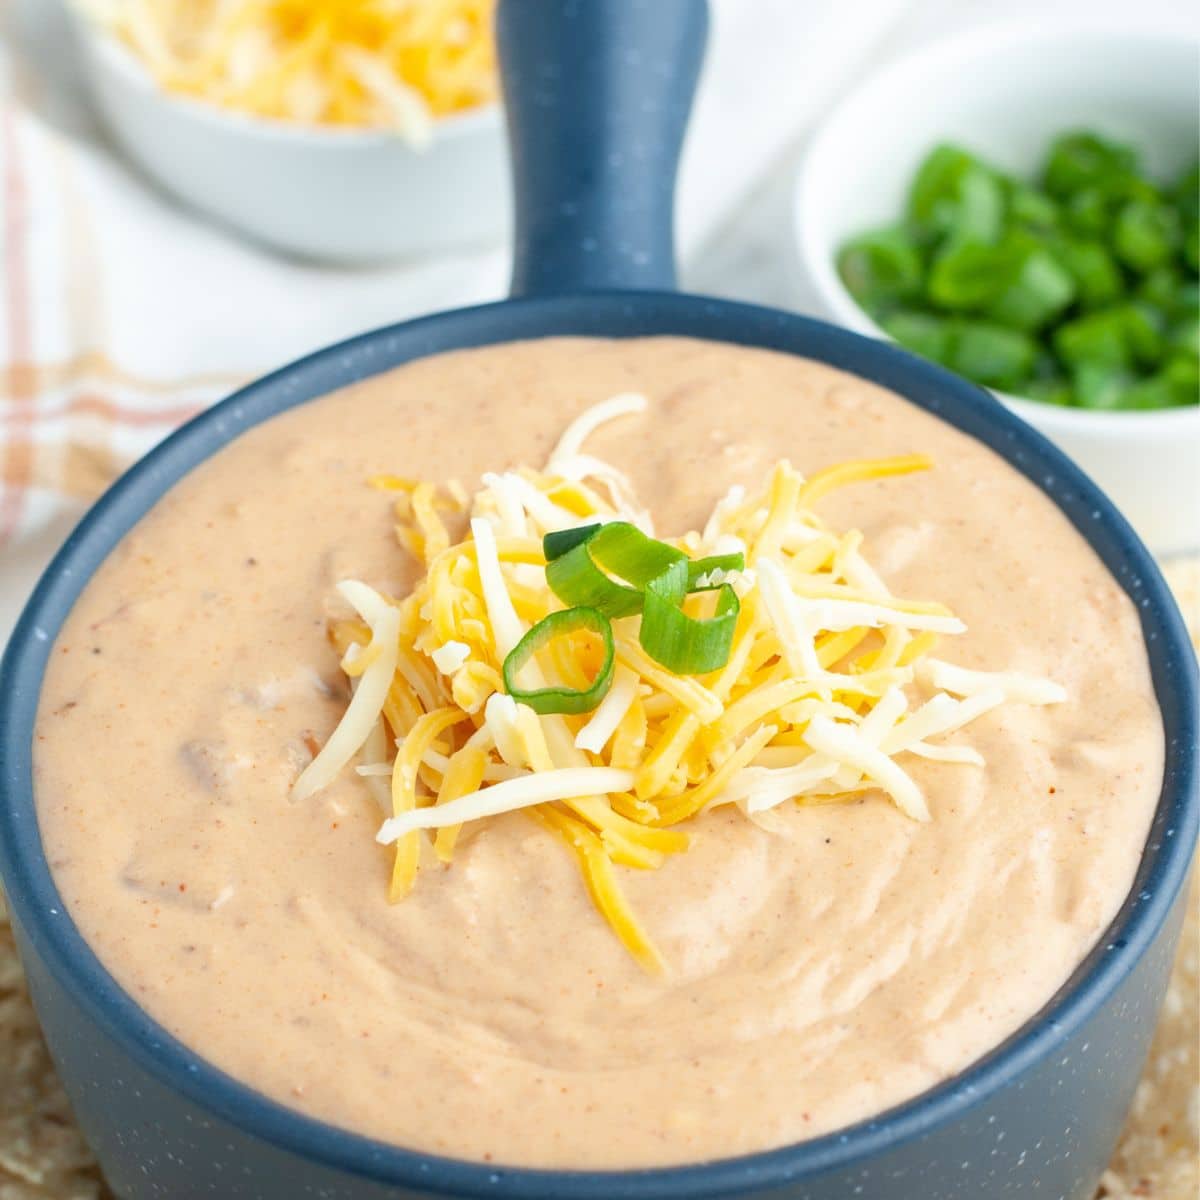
496 0 709 297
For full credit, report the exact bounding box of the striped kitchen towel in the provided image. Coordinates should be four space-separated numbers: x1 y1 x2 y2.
0 93 507 551
0 0 921 566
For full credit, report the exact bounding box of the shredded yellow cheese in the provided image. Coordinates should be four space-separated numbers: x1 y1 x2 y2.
296 396 1066 971
80 0 498 141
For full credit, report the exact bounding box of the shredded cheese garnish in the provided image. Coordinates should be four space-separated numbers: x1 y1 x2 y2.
430 640 471 674
574 666 640 755
919 658 1069 706
291 581 400 802
377 767 638 843
79 0 497 143
295 396 1066 970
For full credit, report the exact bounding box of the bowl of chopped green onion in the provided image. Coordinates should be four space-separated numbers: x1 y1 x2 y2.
796 23 1199 554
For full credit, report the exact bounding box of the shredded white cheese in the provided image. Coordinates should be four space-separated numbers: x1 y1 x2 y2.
857 686 909 745
359 718 397 814
795 596 966 636
802 715 931 822
376 767 637 844
416 747 524 783
338 46 434 147
727 758 840 814
547 392 647 468
692 567 739 590
756 558 823 681
470 517 526 660
880 691 1004 755
484 693 527 767
701 487 746 550
482 472 578 534
291 581 400 803
477 473 528 538
907 742 986 766
920 658 1069 706
83 0 498 141
575 665 639 754
431 640 471 674
544 393 652 528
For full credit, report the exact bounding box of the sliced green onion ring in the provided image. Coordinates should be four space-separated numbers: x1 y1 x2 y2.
543 524 602 562
640 560 740 675
686 551 745 591
545 522 684 618
502 606 615 715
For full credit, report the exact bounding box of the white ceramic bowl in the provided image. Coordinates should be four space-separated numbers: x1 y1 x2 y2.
795 23 1200 556
69 11 511 263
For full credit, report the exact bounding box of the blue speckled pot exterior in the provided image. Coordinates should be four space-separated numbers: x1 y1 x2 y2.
3 293 1197 1200
1 4 1196 1199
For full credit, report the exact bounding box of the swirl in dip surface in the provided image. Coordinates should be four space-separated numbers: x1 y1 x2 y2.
33 337 1163 1169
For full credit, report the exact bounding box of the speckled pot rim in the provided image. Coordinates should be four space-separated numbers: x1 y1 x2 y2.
1 293 1196 1200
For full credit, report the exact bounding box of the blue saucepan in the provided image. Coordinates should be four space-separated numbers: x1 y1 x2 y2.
0 3 1195 1198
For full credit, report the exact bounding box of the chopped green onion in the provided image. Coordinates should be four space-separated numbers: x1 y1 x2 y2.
837 227 924 310
984 245 1076 330
1009 186 1059 232
639 560 739 676
927 241 1015 310
1122 303 1167 365
908 145 1004 245
545 521 683 618
909 145 975 224
543 524 601 561
1164 354 1200 403
1024 377 1075 407
1057 239 1123 309
1064 188 1112 237
686 552 745 590
943 167 1005 246
1169 308 1199 359
1122 356 1200 409
1138 265 1183 312
1042 132 1137 199
502 607 614 715
839 132 1198 410
1112 200 1179 273
1053 308 1128 368
1174 161 1199 222
950 322 1037 390
1072 362 1135 410
881 311 955 364
544 526 742 618
1175 162 1199 270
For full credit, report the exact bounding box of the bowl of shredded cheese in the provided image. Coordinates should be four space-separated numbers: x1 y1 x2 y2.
68 0 510 261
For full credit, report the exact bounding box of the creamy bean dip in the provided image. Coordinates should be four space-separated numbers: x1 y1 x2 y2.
34 337 1163 1168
